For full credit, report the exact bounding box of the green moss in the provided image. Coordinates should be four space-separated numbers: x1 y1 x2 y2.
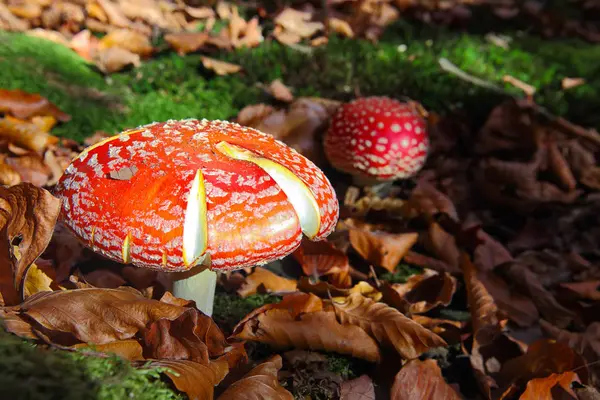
326 354 357 381
380 264 422 283
212 290 281 334
0 329 181 400
2 26 600 141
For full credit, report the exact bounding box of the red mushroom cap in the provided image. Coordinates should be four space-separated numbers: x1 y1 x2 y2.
323 96 429 181
54 119 339 272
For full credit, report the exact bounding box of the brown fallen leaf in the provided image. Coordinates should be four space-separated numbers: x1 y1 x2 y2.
237 267 297 297
498 339 588 393
329 18 354 38
333 292 446 359
267 79 294 103
74 339 144 361
143 307 230 364
0 162 21 186
423 222 460 271
404 179 459 221
0 183 60 305
165 32 209 55
559 280 600 301
293 238 349 278
501 262 574 328
297 276 352 298
97 0 131 28
98 29 153 57
218 355 293 400
274 8 324 39
562 77 585 90
519 372 579 400
95 47 141 74
349 229 418 272
340 375 375 400
153 359 229 400
392 270 457 314
5 153 52 187
232 293 380 362
0 89 70 122
201 57 242 76
70 29 98 62
391 359 462 400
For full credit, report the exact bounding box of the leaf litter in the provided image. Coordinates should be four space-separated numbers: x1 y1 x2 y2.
2 1 600 399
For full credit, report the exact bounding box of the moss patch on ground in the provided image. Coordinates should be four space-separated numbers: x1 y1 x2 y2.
2 25 600 141
0 328 181 400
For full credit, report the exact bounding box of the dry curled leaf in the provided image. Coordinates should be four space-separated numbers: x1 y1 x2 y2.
201 57 242 76
218 355 293 400
519 372 579 400
0 183 60 305
293 238 349 278
0 89 70 122
349 229 418 272
98 29 153 57
232 293 380 362
391 359 462 400
267 79 294 103
95 47 141 74
392 270 457 314
153 359 229 400
333 292 446 359
237 267 297 297
340 375 375 400
0 117 59 152
165 32 209 55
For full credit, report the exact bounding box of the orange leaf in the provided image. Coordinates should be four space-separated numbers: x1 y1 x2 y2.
0 89 70 122
333 293 446 359
201 57 242 76
237 267 297 298
232 293 380 362
165 32 209 55
218 355 293 400
391 359 462 399
519 372 579 400
293 238 349 278
153 359 229 400
349 229 418 272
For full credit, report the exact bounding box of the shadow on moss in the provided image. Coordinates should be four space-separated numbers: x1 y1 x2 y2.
0 328 181 400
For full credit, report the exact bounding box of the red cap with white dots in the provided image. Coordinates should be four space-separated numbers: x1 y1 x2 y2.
324 96 429 182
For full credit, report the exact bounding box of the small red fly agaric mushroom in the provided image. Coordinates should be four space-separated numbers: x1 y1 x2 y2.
54 119 339 315
323 96 429 184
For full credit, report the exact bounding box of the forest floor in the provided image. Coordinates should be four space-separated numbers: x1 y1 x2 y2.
1 1 600 399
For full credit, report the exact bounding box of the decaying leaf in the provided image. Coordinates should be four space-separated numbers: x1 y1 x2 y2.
519 372 579 400
95 47 141 74
293 238 349 278
333 293 446 359
349 229 418 272
165 32 209 55
0 117 59 152
0 89 71 122
218 355 293 400
153 359 229 400
237 267 297 297
201 57 242 75
233 293 380 362
392 270 457 314
0 183 60 305
340 375 375 400
391 359 462 400
267 79 294 103
98 29 153 56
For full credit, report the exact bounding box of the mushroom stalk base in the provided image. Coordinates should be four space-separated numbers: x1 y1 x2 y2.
172 268 217 316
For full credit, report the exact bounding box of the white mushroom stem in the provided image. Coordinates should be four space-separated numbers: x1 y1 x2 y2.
172 267 217 316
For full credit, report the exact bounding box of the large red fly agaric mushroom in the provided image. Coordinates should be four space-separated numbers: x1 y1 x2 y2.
53 119 339 315
323 96 429 185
